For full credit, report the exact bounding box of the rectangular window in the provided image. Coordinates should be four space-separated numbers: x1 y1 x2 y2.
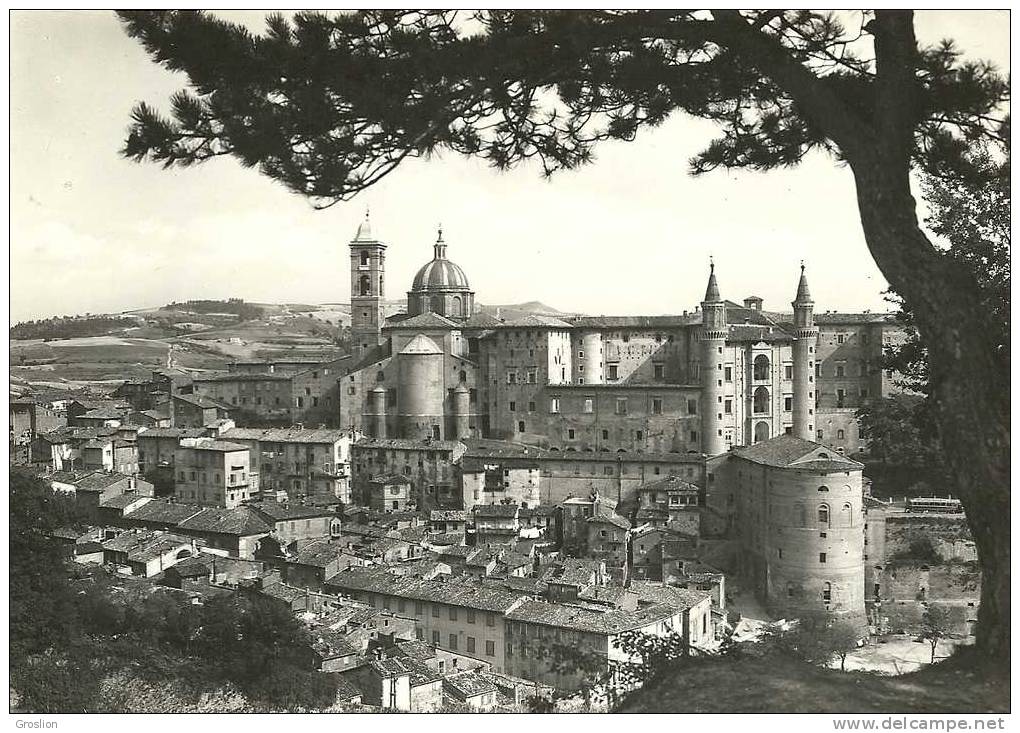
653 363 665 380
819 552 827 563
449 607 458 621
432 605 440 618
467 637 476 653
518 421 525 433
615 398 627 415
486 613 495 627
568 429 575 440
449 634 458 650
486 640 495 656
687 399 697 415
526 369 537 384
467 609 475 624
607 364 619 380
724 399 732 414
784 396 793 412
432 630 441 645
506 371 517 385
550 397 560 413
784 364 793 380
583 397 594 413
509 401 516 412
724 366 733 382
652 398 663 415
836 365 845 378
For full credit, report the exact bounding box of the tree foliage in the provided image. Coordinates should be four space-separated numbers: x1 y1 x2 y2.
779 618 861 672
920 605 952 664
117 10 1006 206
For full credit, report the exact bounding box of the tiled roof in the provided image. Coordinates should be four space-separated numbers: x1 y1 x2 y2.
100 494 152 510
79 408 128 420
567 315 697 329
473 504 519 517
628 581 712 608
137 427 207 439
249 501 335 521
178 439 248 453
587 513 631 530
384 312 459 330
491 314 573 329
444 670 497 699
460 312 505 329
123 499 205 525
173 393 231 409
220 427 352 444
368 473 412 485
192 372 291 382
430 510 468 522
732 435 863 469
177 507 272 536
506 598 685 635
354 437 464 452
310 628 360 659
289 540 347 568
399 334 444 356
814 312 897 325
326 568 527 613
637 474 701 494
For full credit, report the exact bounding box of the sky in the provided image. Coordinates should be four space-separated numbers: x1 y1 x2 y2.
9 10 1010 324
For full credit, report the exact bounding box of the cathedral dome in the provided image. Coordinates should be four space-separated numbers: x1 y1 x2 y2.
410 228 471 292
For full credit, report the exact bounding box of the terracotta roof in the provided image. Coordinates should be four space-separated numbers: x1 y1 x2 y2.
137 427 206 439
178 439 248 453
430 510 468 522
123 499 204 525
506 598 686 635
567 315 697 329
444 670 497 699
473 504 519 518
587 513 631 530
177 507 272 536
637 474 701 494
327 568 527 613
249 501 335 521
491 314 573 329
355 437 464 452
732 435 863 469
220 427 352 444
385 312 460 330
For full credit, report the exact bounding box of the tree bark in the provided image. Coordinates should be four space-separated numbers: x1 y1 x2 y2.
849 155 1010 664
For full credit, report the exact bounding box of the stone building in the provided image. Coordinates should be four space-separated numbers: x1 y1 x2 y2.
173 438 254 508
335 216 903 461
350 437 467 510
708 434 866 627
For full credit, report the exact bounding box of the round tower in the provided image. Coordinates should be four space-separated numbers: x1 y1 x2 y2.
700 261 728 456
452 382 471 439
764 457 867 628
397 334 445 440
791 264 818 441
368 384 387 439
580 331 604 384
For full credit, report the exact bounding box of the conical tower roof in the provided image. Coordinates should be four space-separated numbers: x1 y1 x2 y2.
703 261 722 303
353 210 377 242
794 263 813 304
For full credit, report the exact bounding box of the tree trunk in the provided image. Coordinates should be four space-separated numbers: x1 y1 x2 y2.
850 157 1010 664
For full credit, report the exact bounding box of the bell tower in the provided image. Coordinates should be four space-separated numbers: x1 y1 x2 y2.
349 211 386 359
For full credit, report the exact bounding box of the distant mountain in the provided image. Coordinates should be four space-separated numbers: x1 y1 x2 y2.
478 301 585 321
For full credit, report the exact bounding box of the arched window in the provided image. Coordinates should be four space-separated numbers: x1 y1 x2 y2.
360 250 369 266
430 294 444 314
822 582 832 602
459 370 467 383
451 296 462 318
376 371 385 382
837 429 845 439
753 387 769 414
359 274 371 296
753 354 770 381
818 503 830 526
842 502 853 526
753 421 770 443
818 485 829 492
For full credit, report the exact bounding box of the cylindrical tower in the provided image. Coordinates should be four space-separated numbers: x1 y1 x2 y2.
764 460 866 628
369 385 387 439
397 334 445 440
452 382 470 439
700 262 728 456
580 331 604 384
792 264 818 441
